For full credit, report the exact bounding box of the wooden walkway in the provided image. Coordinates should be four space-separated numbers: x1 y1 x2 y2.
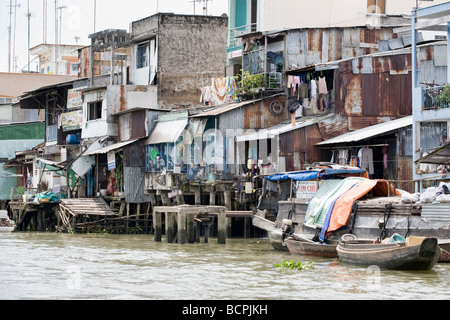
58 198 117 232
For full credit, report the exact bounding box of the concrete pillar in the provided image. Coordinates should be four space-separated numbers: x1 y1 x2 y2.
153 210 162 242
195 188 201 205
447 22 450 83
187 215 196 243
177 211 187 244
217 208 227 244
224 190 232 210
209 191 216 205
165 212 176 243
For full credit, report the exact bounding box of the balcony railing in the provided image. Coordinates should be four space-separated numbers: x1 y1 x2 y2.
422 85 450 110
228 23 257 49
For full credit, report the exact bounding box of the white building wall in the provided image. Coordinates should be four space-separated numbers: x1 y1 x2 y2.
256 0 450 31
81 89 118 140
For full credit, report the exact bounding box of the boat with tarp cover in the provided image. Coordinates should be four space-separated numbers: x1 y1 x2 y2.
252 165 450 262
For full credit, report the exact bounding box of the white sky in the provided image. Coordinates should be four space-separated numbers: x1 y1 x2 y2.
0 0 229 73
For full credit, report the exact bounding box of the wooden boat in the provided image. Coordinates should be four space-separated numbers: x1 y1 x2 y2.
284 234 339 258
337 236 440 270
439 241 450 263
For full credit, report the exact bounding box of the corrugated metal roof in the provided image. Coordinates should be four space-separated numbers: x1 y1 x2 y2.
85 139 139 155
146 119 188 145
316 116 412 146
236 114 334 142
415 141 450 165
190 99 262 118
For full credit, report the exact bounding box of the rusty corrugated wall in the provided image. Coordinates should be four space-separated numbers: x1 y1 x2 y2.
279 123 322 171
123 140 151 204
334 52 412 130
219 95 287 132
286 27 396 67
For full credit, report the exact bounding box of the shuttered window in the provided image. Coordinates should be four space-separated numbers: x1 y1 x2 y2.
367 0 385 14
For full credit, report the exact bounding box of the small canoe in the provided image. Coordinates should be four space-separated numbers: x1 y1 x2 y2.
337 237 440 270
285 235 339 258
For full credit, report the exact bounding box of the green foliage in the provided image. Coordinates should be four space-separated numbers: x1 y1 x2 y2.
16 186 25 196
234 71 265 94
276 259 315 271
437 84 450 107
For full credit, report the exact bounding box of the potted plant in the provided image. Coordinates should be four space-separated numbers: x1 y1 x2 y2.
234 71 265 98
16 186 25 202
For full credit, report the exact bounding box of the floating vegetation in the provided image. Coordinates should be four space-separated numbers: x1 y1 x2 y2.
276 259 315 271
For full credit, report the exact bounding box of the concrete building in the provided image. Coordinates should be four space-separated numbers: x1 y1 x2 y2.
227 0 449 72
30 44 85 76
412 2 450 192
129 13 228 109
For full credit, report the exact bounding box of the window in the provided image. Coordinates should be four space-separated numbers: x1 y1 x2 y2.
88 101 102 121
136 43 148 69
367 0 385 14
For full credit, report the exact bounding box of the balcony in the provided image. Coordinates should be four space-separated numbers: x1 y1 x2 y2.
422 85 450 111
228 24 257 50
242 49 283 91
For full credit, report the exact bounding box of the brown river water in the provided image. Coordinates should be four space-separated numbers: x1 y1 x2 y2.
0 232 449 300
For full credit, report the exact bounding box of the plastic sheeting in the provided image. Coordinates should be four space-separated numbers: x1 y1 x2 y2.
320 179 377 240
304 178 366 229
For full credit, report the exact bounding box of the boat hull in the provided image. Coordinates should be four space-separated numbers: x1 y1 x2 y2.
337 238 440 270
439 242 450 262
285 237 338 258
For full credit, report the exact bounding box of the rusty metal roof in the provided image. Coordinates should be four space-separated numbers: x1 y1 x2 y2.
316 116 412 146
236 114 334 142
190 99 263 118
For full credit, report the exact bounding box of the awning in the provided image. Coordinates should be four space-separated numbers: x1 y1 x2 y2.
415 141 450 165
85 139 138 156
316 116 412 146
146 119 188 145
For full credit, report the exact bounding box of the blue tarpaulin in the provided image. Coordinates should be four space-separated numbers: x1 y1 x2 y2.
265 168 366 182
265 173 290 181
288 171 320 181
